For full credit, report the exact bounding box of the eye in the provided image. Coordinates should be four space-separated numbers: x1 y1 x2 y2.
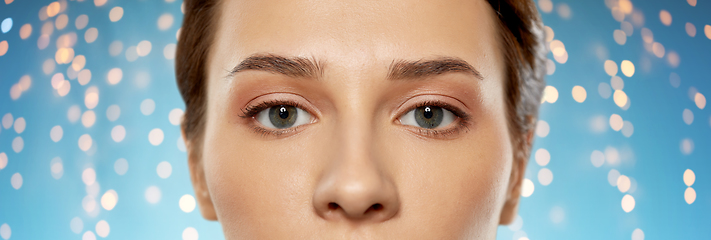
399 106 456 129
255 105 313 129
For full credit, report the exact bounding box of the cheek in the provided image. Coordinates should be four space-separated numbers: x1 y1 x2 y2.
383 105 512 236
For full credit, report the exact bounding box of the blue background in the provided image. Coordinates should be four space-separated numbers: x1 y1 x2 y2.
0 0 709 239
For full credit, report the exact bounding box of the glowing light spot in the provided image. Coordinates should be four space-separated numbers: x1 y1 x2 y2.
549 206 564 224
632 228 645 240
546 58 555 75
617 175 631 192
667 51 680 68
686 22 696 37
85 87 100 109
125 46 138 62
13 117 25 133
598 82 612 99
85 27 98 43
82 195 96 213
82 168 96 185
544 26 554 42
0 41 8 56
137 40 152 56
538 168 553 186
158 13 174 30
695 93 706 109
50 157 63 179
604 60 618 76
95 220 109 237
683 169 695 186
82 110 96 128
705 25 711 40
0 223 9 240
101 190 118 211
12 136 23 153
72 55 86 71
169 108 184 126
613 29 627 45
538 0 552 13
111 125 126 142
682 109 693 125
179 194 197 213
109 40 123 56
19 23 31 39
620 60 634 77
141 99 156 115
652 42 665 58
145 186 162 204
621 21 633 36
611 7 624 22
68 105 81 123
521 178 534 197
43 58 55 74
535 148 550 166
55 48 76 64
590 150 605 167
536 120 550 137
114 158 129 176
82 231 96 240
76 14 89 30
659 10 672 26
78 69 92 85
605 146 620 166
556 3 571 19
543 85 558 103
621 194 635 212
109 7 123 22
0 153 6 169
621 121 634 137
1 18 11 33
611 76 624 90
182 227 199 240
608 169 620 186
94 0 107 6
107 68 123 85
680 138 694 155
106 105 120 122
157 161 172 179
613 90 628 108
70 217 83 234
685 187 696 204
163 43 176 60
55 14 68 30
10 173 22 189
2 113 13 129
149 128 164 146
78 134 93 152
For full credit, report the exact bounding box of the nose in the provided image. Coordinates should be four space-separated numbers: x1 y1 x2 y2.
312 135 400 222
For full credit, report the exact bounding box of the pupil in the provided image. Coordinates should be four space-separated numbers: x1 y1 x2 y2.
423 107 433 119
414 106 443 129
279 106 289 119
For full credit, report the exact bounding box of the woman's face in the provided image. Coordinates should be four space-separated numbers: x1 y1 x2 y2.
188 0 527 238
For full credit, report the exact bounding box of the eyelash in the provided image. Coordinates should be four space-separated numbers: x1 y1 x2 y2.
238 99 472 138
401 100 472 138
239 99 311 137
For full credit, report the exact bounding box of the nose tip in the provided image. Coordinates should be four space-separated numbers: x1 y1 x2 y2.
313 172 400 222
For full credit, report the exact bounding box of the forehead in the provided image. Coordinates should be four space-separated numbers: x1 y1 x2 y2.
209 0 502 78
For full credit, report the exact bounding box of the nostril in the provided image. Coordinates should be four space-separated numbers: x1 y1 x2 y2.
328 202 340 210
371 203 383 211
363 203 383 214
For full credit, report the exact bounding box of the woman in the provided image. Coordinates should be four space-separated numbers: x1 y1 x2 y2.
175 0 546 238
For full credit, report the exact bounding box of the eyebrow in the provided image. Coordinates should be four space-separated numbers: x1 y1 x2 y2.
228 54 483 81
387 57 483 81
228 54 323 79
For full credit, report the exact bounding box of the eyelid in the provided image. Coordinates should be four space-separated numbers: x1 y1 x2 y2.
392 94 471 122
240 93 321 119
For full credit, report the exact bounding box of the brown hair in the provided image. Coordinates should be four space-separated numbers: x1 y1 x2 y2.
175 0 546 162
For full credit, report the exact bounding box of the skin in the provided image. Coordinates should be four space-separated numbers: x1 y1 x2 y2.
184 0 530 239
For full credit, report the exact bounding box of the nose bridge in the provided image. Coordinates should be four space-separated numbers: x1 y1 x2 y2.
312 90 400 223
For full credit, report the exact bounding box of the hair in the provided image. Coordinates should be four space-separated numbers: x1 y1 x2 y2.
175 0 546 162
